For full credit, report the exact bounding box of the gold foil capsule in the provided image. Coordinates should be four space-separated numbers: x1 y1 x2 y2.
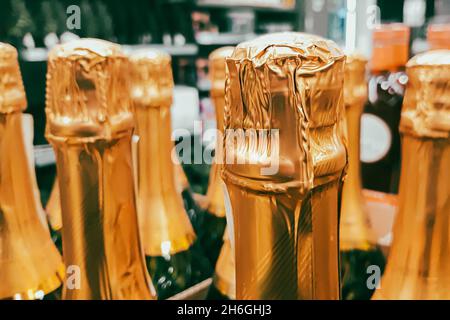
0 43 64 300
223 32 347 300
46 38 155 300
373 50 450 299
129 49 195 257
205 46 235 218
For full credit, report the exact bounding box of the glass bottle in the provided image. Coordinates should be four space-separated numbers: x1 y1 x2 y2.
361 23 410 194
0 43 64 300
129 49 212 300
223 33 347 299
46 39 155 300
340 54 386 300
199 46 235 267
373 50 450 299
207 227 235 300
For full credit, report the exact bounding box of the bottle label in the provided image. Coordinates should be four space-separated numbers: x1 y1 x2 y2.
360 114 392 163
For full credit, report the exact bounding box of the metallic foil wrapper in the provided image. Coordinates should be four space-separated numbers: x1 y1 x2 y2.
340 54 376 251
374 50 450 299
212 227 236 299
205 46 235 217
0 43 64 300
223 32 347 299
46 179 62 232
129 49 195 256
46 39 155 300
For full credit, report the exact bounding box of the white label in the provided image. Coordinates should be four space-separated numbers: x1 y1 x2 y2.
360 114 392 163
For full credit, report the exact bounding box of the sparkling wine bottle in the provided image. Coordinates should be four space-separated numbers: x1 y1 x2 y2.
340 54 386 300
0 43 64 300
45 39 156 300
223 33 347 299
129 49 212 300
373 50 450 299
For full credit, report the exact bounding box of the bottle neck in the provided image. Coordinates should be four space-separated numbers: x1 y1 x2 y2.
206 95 226 217
0 112 64 300
340 101 376 251
375 135 450 299
134 106 195 257
51 131 154 300
225 178 341 300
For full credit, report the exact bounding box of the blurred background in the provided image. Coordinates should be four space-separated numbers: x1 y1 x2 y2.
0 0 448 207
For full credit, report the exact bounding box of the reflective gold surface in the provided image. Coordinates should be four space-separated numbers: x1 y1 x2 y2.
46 39 155 300
0 43 64 300
340 54 376 251
373 50 450 299
206 47 234 217
213 227 236 300
129 49 195 256
223 32 347 299
46 179 62 232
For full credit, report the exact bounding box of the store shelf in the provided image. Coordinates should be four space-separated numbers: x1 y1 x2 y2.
197 0 296 12
20 44 199 62
196 32 256 46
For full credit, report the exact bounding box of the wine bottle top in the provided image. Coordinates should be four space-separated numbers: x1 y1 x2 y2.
129 49 173 109
223 32 347 193
344 53 368 108
427 24 450 50
0 43 27 114
45 38 134 140
401 50 450 139
209 46 234 98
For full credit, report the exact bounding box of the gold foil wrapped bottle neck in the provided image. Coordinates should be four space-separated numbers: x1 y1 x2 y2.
224 32 346 192
223 32 347 300
0 43 27 114
46 39 154 300
374 50 450 300
344 53 368 108
129 49 173 109
1 43 64 299
401 50 450 139
209 46 234 98
129 49 195 256
46 38 134 140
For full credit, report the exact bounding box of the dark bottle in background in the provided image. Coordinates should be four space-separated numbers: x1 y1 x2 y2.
361 23 410 194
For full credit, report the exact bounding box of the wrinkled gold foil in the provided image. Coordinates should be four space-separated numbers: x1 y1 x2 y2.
340 54 377 251
46 39 155 300
374 50 450 299
223 32 347 300
129 49 196 256
205 46 234 217
213 227 236 299
0 43 64 300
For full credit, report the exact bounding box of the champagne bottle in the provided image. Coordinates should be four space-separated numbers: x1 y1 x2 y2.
199 47 235 267
129 49 212 300
45 39 156 300
223 33 347 299
340 54 386 300
0 43 64 300
373 50 450 299
207 227 235 300
361 24 410 194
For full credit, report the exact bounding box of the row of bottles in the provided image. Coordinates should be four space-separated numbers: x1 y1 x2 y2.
0 0 196 49
1 29 449 300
